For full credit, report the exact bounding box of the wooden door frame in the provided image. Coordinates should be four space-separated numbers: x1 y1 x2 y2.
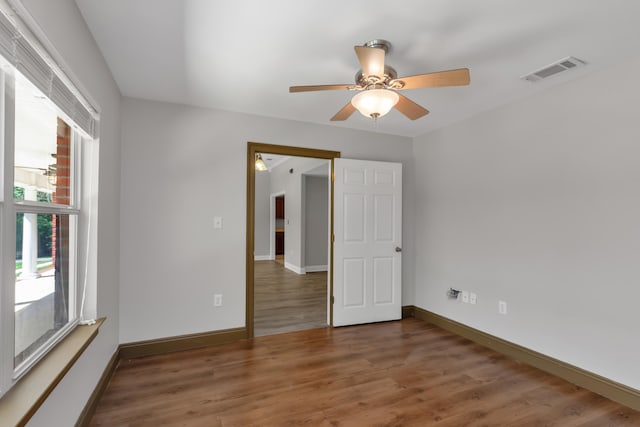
246 142 340 338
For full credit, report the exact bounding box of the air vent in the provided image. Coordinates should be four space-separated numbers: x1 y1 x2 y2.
522 56 586 82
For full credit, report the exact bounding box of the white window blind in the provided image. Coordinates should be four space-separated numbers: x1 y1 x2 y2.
0 9 98 138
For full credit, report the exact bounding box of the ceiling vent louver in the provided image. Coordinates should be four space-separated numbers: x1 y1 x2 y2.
522 56 586 82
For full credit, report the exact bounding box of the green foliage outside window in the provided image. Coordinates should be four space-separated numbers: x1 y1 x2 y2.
14 187 54 259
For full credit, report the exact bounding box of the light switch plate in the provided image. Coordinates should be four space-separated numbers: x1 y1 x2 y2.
499 300 507 315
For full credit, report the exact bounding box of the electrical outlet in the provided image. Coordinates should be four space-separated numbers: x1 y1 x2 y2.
461 291 469 303
213 217 223 229
498 300 507 315
470 292 477 305
214 294 223 307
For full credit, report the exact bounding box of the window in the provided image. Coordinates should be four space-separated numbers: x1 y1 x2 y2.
0 7 99 398
13 72 80 375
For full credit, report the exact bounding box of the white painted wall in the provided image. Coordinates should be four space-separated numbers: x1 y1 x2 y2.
268 157 328 273
304 175 328 269
18 0 122 426
412 57 640 390
120 97 415 342
254 170 270 258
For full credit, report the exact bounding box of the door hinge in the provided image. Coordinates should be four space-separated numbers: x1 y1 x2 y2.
331 295 335 304
331 172 335 182
332 234 335 243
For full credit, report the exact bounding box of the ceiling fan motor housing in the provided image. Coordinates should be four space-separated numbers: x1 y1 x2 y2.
364 39 391 53
354 65 399 88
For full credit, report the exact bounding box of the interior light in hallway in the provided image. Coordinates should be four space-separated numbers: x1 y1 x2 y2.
255 153 268 171
351 88 399 119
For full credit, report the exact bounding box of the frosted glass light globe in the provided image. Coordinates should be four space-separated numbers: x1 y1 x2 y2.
351 89 399 119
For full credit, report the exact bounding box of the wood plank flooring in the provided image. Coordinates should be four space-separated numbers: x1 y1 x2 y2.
254 260 327 337
90 318 640 426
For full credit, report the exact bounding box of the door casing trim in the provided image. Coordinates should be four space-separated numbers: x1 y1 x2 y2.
246 142 340 338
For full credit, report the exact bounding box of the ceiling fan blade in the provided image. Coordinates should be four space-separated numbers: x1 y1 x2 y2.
330 102 357 121
354 46 385 78
396 68 470 90
394 94 429 120
289 84 353 93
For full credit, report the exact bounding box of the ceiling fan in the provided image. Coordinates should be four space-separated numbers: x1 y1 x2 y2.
289 40 470 122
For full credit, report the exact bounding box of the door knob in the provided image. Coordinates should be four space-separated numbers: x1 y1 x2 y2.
395 247 402 252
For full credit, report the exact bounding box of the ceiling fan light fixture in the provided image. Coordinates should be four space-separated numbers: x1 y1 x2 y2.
255 153 268 171
351 89 399 119
289 39 469 122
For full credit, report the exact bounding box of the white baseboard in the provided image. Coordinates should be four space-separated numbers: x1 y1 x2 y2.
304 265 328 273
254 255 273 261
284 262 305 275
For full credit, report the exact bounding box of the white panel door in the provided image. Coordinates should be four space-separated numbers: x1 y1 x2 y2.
333 158 402 326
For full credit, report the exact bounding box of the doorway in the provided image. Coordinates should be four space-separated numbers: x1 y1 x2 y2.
246 142 340 338
274 194 284 265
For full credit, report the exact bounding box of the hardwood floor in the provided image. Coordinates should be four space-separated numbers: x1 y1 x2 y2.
254 260 327 337
90 318 640 426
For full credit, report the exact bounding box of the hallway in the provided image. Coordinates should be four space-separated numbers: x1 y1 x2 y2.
254 260 327 337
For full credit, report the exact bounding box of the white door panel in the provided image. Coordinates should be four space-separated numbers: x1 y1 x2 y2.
333 159 402 326
373 257 394 304
343 258 365 307
344 194 365 242
374 195 394 241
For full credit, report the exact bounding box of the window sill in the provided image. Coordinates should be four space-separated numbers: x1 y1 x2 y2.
0 318 105 427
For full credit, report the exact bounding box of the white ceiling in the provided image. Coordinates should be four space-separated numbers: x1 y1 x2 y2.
258 153 289 171
75 0 640 138
257 153 330 176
